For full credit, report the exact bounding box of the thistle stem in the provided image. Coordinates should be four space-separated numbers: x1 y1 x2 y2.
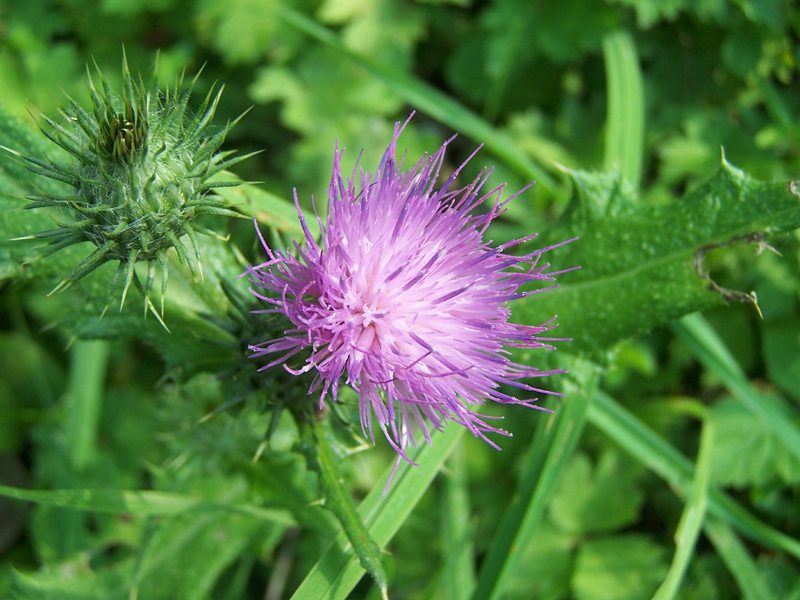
299 412 389 599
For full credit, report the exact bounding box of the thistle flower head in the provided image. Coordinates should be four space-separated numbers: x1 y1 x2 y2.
14 52 249 320
246 117 576 467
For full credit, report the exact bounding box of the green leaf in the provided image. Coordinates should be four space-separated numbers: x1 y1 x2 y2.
762 319 800 405
519 162 800 355
0 484 296 524
471 357 599 600
588 391 800 560
212 171 319 241
196 0 291 65
498 521 574 600
69 296 238 378
289 424 463 600
572 534 668 600
603 30 645 190
131 511 276 600
277 5 558 192
674 313 800 467
8 565 129 600
440 440 476 600
64 341 110 470
704 519 776 600
549 449 645 535
303 416 388 598
652 417 714 600
707 398 800 486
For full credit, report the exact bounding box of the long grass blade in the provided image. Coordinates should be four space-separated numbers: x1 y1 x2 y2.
603 30 645 190
588 390 800 560
441 439 475 599
0 484 295 524
652 416 714 600
64 340 110 470
673 313 800 463
471 363 598 600
277 6 557 192
704 519 776 600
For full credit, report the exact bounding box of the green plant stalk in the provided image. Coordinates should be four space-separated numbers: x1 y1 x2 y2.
652 416 713 600
290 425 463 600
589 390 800 559
302 415 389 600
65 340 110 470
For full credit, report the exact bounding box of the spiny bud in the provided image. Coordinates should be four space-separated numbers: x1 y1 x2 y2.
11 50 253 323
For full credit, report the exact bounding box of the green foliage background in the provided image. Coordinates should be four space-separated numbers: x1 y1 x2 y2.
1 0 800 599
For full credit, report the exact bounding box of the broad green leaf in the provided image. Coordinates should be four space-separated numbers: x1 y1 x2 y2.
196 0 299 65
572 534 668 600
519 162 800 355
499 522 574 600
706 398 800 486
762 319 800 405
588 391 800 560
212 171 319 241
131 511 277 600
0 101 82 283
548 449 645 535
674 313 800 467
68 298 238 378
290 424 463 600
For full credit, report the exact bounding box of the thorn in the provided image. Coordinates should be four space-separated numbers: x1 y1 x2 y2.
147 298 170 332
751 291 763 319
252 440 268 464
48 278 71 296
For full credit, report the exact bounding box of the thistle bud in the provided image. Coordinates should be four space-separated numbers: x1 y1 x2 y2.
15 51 250 321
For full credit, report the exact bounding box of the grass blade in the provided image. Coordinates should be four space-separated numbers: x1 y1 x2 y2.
705 519 776 600
673 313 800 463
64 340 110 470
588 390 800 560
603 30 645 190
0 484 295 524
277 6 557 192
441 439 475 599
471 362 599 600
652 416 714 600
290 424 463 600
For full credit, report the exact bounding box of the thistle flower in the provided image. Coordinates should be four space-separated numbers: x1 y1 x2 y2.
246 116 577 469
11 52 250 319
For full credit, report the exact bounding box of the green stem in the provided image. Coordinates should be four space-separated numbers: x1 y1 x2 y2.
302 414 388 599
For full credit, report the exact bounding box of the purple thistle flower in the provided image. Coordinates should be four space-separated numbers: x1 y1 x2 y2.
245 116 577 474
